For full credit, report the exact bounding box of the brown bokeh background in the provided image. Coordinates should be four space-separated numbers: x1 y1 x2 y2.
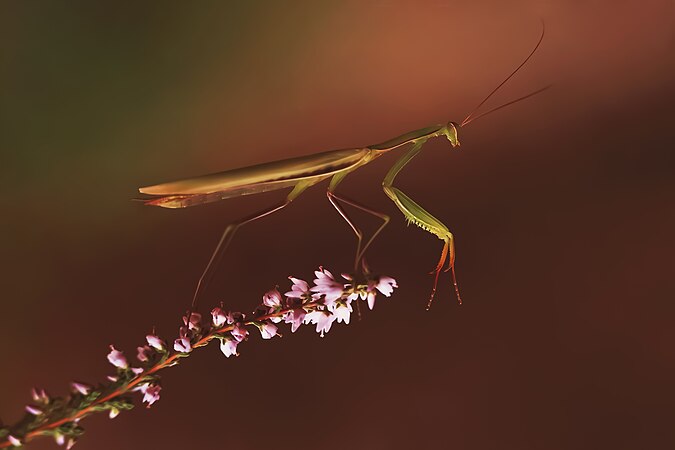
1 1 674 449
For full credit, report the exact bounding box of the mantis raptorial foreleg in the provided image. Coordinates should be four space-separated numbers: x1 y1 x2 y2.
191 179 316 309
381 139 462 309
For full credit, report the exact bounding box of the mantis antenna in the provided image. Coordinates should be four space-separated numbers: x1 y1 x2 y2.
461 22 547 127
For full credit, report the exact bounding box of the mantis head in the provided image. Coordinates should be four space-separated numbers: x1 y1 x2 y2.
444 121 460 147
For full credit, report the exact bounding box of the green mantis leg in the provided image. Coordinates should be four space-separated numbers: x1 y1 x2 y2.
191 179 315 310
381 139 462 309
327 170 390 272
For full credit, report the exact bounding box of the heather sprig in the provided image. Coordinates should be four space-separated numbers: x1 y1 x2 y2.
0 268 397 449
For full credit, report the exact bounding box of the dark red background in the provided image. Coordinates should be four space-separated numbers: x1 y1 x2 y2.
1 1 674 449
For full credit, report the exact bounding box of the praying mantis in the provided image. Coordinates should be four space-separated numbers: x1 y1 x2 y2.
139 27 548 311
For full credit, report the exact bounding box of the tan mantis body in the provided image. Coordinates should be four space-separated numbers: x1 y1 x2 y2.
139 27 547 310
140 124 458 309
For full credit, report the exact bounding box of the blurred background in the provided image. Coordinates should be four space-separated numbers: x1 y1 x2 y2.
1 1 673 449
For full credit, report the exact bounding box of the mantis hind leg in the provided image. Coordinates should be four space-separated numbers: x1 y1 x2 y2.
327 171 390 272
191 180 314 310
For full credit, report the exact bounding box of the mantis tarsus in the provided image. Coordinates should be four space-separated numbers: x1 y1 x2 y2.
139 27 548 311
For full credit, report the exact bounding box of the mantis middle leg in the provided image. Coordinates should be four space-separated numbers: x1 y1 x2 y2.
191 180 315 309
327 170 390 272
381 139 462 309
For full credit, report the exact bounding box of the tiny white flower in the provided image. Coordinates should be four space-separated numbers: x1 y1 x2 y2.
109 407 120 419
259 322 278 339
283 308 306 333
173 337 192 353
333 301 353 325
285 277 312 299
219 338 238 358
310 267 345 307
141 384 161 407
8 435 21 446
305 310 335 337
367 291 376 310
375 276 398 297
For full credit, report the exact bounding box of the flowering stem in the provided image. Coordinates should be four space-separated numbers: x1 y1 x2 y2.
0 268 398 448
0 301 321 449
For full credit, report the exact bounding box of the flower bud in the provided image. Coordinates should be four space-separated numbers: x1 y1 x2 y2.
262 288 283 308
231 323 248 342
25 404 43 415
137 345 151 362
107 345 128 369
211 307 227 327
146 335 165 351
109 407 120 419
71 382 91 396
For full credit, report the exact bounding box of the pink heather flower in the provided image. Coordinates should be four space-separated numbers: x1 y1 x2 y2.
260 322 278 339
263 288 283 308
26 404 43 415
131 367 144 375
107 345 128 369
220 338 238 358
183 312 202 330
66 438 76 449
55 432 65 445
137 345 151 362
71 382 91 396
366 290 377 310
231 323 249 342
311 267 345 306
141 384 162 407
146 335 165 351
362 275 398 310
174 337 192 353
109 407 120 419
107 375 118 383
332 300 353 325
284 308 306 333
31 387 49 404
304 310 336 337
225 311 244 325
285 277 312 299
8 435 21 446
375 276 398 297
211 307 227 327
